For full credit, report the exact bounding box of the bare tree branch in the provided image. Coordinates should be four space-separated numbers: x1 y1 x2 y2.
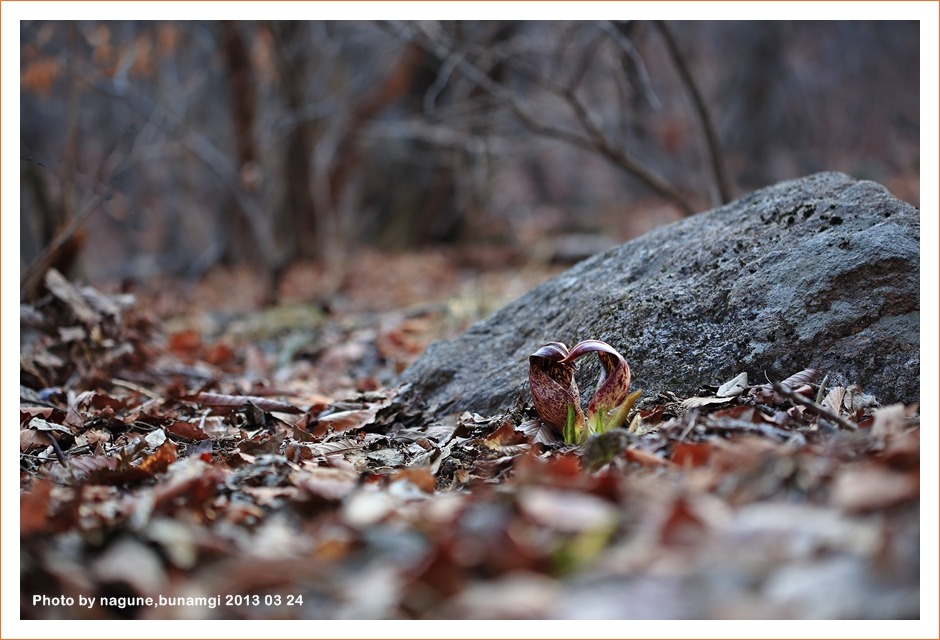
556 85 696 214
602 21 662 110
86 73 282 271
396 21 697 216
655 20 734 206
564 27 604 94
772 381 859 431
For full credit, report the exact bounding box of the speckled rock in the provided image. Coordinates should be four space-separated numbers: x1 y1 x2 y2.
399 173 919 417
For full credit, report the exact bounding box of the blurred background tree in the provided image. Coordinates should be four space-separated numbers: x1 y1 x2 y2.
20 21 919 303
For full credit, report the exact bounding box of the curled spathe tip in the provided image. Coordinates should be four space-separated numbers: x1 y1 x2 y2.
561 339 632 418
530 341 571 360
560 339 625 367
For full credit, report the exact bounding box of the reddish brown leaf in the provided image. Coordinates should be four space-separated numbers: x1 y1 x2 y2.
484 421 525 449
391 467 437 493
545 453 582 478
64 402 85 430
136 440 178 475
237 432 283 455
659 497 707 547
639 405 664 424
67 439 177 484
168 329 203 356
402 541 465 609
312 408 378 437
624 447 674 467
68 454 137 484
711 405 777 425
513 451 583 486
68 454 118 475
710 436 782 473
20 406 60 422
165 420 209 442
151 459 223 513
670 441 714 467
203 340 235 365
75 390 126 411
20 479 53 535
787 405 807 421
285 442 315 463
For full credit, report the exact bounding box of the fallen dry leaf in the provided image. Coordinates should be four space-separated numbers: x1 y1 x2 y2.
17 259 921 621
624 447 675 468
183 392 303 414
20 479 53 535
670 441 714 467
517 487 618 534
829 463 918 512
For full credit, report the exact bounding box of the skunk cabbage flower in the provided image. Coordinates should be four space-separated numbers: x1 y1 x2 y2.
528 342 584 440
564 339 639 438
530 339 637 444
562 340 632 417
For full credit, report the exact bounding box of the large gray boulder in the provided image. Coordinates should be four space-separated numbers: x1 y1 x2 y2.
400 173 920 417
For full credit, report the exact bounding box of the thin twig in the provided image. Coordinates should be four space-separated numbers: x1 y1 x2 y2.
395 20 698 216
602 21 662 109
564 28 604 94
45 432 70 467
424 50 466 113
44 433 77 483
556 84 696 215
772 381 858 431
705 418 793 442
654 21 733 206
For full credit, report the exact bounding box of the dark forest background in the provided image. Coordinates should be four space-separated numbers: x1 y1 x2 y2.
20 21 920 304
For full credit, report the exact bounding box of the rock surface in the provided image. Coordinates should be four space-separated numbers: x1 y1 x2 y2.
399 173 920 417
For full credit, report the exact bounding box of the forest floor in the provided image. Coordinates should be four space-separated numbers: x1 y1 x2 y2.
19 249 921 620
